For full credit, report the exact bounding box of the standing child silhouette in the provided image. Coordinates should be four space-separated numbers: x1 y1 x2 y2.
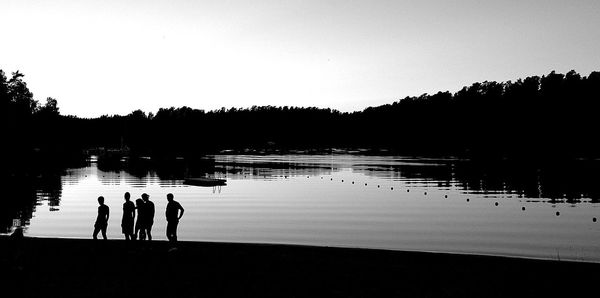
93 196 109 240
142 193 155 241
121 192 135 240
166 193 184 242
135 198 146 240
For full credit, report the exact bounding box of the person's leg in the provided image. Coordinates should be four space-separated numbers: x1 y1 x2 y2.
146 224 153 241
93 226 100 240
172 221 178 242
126 224 133 240
101 226 107 240
166 221 173 241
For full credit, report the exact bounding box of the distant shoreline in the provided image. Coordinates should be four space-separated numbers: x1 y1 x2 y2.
2 236 598 297
4 68 600 164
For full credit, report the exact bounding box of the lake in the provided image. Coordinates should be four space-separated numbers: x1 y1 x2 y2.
3 154 600 262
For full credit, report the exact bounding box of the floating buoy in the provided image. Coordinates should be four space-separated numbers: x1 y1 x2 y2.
321 177 323 179
307 176 309 178
352 181 354 184
365 183 368 186
407 189 410 192
495 202 498 206
424 192 427 195
285 176 287 178
330 178 333 181
391 187 394 190
444 195 448 198
556 211 560 216
593 217 597 222
467 199 470 202
377 185 380 188
522 207 526 211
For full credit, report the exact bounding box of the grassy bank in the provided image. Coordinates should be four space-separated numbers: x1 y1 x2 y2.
1 236 598 297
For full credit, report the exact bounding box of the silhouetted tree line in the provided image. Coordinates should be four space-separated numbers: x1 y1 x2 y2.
358 70 600 158
2 68 600 168
1 70 86 175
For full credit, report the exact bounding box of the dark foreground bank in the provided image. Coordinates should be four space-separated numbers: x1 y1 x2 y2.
1 237 598 297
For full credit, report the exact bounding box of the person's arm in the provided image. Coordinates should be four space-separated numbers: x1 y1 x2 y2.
106 206 110 222
178 204 185 220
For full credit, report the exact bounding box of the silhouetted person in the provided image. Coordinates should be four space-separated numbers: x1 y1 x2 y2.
142 193 155 241
121 192 135 240
165 193 184 242
134 198 146 240
93 196 109 240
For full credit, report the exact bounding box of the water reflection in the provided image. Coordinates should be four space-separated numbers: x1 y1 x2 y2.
1 174 62 233
369 159 600 203
2 155 600 235
84 154 600 204
98 155 217 180
213 155 600 204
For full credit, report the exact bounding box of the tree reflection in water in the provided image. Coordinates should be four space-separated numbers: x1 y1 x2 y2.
3 155 600 234
1 174 62 234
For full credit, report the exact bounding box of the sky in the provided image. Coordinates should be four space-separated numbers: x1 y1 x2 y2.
1 0 599 117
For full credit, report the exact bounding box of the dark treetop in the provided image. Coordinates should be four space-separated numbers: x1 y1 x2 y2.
1 68 600 167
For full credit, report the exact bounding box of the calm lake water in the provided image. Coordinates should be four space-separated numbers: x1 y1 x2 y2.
4 154 600 262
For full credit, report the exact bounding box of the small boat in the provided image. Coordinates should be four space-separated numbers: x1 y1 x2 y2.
184 177 227 187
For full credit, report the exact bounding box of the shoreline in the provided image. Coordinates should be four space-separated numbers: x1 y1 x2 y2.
6 234 599 265
2 236 599 297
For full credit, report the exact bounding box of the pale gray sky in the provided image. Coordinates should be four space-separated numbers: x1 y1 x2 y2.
1 0 599 117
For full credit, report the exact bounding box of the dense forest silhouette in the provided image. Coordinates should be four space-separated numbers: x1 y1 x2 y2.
2 68 600 174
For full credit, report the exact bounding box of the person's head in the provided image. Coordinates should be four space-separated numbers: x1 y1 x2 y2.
124 192 131 201
167 193 174 202
142 193 149 201
135 198 144 207
97 196 104 205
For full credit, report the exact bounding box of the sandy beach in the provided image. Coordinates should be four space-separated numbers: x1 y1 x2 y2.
1 236 598 297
